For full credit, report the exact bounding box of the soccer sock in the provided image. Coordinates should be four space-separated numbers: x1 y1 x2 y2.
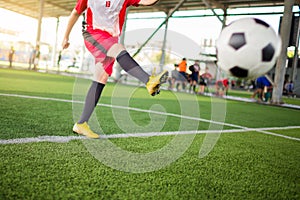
78 81 105 124
116 50 149 84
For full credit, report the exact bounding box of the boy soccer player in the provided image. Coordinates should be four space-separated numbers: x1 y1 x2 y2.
62 0 168 138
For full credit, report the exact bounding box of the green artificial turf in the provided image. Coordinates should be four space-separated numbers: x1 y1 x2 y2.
0 133 299 199
0 68 299 199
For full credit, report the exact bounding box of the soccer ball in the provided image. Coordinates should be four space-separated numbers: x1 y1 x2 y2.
216 18 281 78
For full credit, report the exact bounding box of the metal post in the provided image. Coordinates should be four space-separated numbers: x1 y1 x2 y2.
34 0 44 70
201 0 223 24
292 11 300 83
159 16 169 71
132 0 187 58
215 7 227 81
222 7 227 28
272 0 295 104
51 17 59 71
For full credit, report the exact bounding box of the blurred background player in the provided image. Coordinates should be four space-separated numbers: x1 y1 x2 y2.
8 46 15 68
176 58 187 91
199 67 212 94
251 75 272 102
284 80 296 98
188 60 200 93
168 63 179 90
62 0 168 138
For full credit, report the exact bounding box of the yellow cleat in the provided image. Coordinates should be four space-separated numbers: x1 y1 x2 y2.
72 122 99 139
146 70 169 96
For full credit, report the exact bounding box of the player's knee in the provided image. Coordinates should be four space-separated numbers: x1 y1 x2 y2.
93 62 109 84
107 43 125 58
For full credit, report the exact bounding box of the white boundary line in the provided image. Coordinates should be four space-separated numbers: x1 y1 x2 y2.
100 126 300 140
0 93 243 129
0 136 86 144
1 93 300 143
0 126 300 144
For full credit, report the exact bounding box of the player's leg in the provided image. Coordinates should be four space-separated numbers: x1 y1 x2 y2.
72 31 113 138
108 44 149 83
78 64 108 124
108 43 168 96
192 80 197 93
73 64 108 138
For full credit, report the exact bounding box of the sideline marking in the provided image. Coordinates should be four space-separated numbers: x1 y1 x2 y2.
0 93 243 129
100 126 300 140
0 136 85 144
0 126 299 144
1 93 300 142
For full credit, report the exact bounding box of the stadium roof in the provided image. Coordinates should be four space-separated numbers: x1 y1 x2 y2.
0 0 296 19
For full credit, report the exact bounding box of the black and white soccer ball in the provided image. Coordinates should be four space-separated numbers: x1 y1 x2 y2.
216 18 281 78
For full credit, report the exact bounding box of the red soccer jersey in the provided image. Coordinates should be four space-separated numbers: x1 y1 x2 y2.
75 0 140 36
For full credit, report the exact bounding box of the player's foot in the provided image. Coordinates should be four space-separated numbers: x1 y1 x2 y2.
146 70 169 96
72 122 99 139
